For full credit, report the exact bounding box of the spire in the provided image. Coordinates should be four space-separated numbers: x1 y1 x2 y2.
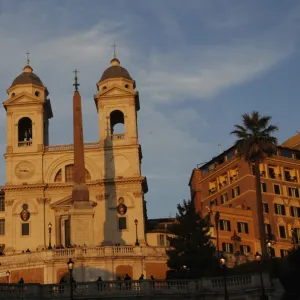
72 69 90 204
23 51 33 73
110 43 120 66
73 69 80 91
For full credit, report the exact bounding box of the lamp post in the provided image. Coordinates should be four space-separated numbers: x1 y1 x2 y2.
220 255 229 300
6 270 10 284
67 258 74 300
255 252 268 300
134 219 139 246
267 241 273 258
48 222 52 250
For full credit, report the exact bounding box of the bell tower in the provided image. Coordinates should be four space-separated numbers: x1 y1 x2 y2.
94 55 147 245
3 60 53 185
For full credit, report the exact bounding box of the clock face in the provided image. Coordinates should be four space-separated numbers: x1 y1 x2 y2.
15 161 35 179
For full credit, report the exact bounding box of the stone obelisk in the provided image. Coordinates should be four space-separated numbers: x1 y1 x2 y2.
69 70 94 246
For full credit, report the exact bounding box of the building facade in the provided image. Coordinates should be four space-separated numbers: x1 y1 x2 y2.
0 57 170 283
189 137 300 260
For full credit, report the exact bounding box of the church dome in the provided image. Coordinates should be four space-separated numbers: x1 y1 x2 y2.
100 57 132 82
11 65 44 88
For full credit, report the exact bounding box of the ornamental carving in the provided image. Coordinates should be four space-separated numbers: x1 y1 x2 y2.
133 191 143 198
5 199 14 206
96 194 109 201
36 197 51 204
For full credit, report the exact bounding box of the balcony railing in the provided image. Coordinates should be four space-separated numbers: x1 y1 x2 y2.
18 141 32 147
0 274 274 299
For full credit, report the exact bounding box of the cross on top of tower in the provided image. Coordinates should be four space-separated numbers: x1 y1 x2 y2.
73 69 80 91
111 43 117 58
26 51 30 65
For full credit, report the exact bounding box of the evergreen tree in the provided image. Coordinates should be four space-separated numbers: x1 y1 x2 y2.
166 199 216 278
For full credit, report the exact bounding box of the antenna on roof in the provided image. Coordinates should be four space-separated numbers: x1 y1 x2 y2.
218 144 222 154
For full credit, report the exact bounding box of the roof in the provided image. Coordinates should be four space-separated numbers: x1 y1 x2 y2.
10 65 44 88
99 57 132 82
281 133 300 150
146 218 176 233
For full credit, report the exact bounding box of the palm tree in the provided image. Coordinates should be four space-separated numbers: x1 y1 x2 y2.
231 111 278 259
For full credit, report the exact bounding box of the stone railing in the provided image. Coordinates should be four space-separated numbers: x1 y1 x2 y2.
0 246 166 268
44 142 100 152
0 274 277 300
18 141 32 147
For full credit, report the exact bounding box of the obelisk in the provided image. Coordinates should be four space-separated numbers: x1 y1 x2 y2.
72 69 90 206
69 70 94 246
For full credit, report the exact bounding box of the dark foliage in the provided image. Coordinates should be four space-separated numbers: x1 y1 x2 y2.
166 199 217 278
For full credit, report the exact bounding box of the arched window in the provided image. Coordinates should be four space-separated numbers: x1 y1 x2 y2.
54 169 62 182
64 164 91 182
18 117 32 147
110 110 125 136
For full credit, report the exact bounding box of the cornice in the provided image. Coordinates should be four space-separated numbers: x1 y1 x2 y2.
1 177 147 191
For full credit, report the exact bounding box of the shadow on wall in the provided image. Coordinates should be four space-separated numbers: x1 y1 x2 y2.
102 111 125 247
59 265 133 283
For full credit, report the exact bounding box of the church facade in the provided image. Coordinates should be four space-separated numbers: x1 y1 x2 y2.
0 57 171 283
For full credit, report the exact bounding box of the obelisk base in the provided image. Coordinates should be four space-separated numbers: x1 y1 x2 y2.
69 206 94 247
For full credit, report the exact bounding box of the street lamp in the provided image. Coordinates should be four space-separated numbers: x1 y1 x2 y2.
6 270 10 284
219 255 229 300
134 219 139 246
67 258 74 300
48 222 52 250
255 252 268 300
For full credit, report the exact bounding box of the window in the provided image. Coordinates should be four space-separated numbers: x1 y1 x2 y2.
268 167 275 178
280 249 289 258
288 187 299 198
222 243 233 253
0 219 5 235
65 164 91 182
290 206 300 218
237 222 249 234
0 197 4 212
285 170 292 181
274 185 281 195
295 152 300 160
240 245 251 254
221 193 228 204
280 149 293 159
232 186 240 198
157 234 165 246
54 169 62 182
265 224 272 236
118 217 127 230
274 204 286 215
226 152 234 160
263 203 269 213
279 225 286 239
220 219 231 231
261 183 267 193
21 223 30 236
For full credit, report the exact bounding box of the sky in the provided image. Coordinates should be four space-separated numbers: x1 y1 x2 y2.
0 0 300 218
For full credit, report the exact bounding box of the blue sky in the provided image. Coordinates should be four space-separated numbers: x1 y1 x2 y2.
0 0 300 218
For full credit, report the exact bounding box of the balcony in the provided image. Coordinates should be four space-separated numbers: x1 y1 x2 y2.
18 141 32 147
209 187 217 195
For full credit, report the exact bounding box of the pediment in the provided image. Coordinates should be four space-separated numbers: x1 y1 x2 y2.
3 92 43 107
50 195 73 209
50 195 97 211
100 86 135 97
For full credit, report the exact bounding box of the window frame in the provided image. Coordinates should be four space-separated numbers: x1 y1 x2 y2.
118 217 127 231
21 223 30 236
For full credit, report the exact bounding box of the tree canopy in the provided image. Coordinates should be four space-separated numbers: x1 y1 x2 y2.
166 199 217 278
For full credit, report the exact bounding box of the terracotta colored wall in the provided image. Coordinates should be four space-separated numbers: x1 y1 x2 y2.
8 268 44 283
145 262 168 280
57 268 68 282
115 265 133 279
